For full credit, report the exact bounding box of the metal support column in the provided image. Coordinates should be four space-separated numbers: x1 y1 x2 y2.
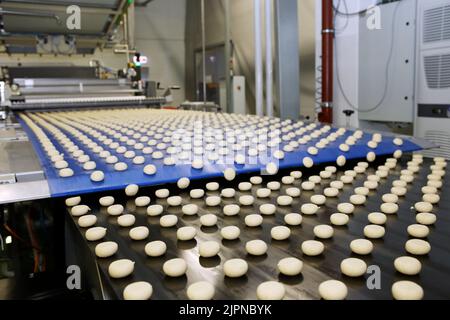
274 0 300 120
224 0 232 113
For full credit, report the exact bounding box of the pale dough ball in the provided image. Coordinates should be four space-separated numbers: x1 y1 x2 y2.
256 281 285 300
160 214 178 227
143 164 157 175
99 196 114 206
330 213 349 226
350 194 366 205
407 224 429 238
380 202 399 214
114 162 128 171
167 196 182 206
135 196 151 207
266 162 279 175
245 214 263 227
421 186 437 194
155 188 170 198
78 214 97 228
364 224 385 239
284 213 302 226
414 201 433 213
90 170 104 182
271 226 291 240
301 240 324 256
95 241 118 258
250 176 263 184
336 155 346 167
224 204 240 216
182 204 198 215
108 259 134 278
206 182 220 191
55 160 68 169
405 239 431 255
311 194 326 205
245 239 268 255
221 188 236 198
65 196 81 207
277 195 293 206
221 226 240 240
59 168 74 177
340 175 354 184
199 241 220 257
125 184 139 196
223 168 236 181
147 204 163 216
107 204 124 216
163 258 187 277
318 280 348 300
205 196 221 207
117 214 136 227
260 203 276 215
309 175 322 183
129 226 149 240
340 257 367 277
267 181 281 190
391 186 407 196
301 203 319 215
200 214 218 226
290 170 302 179
392 281 423 300
368 212 387 225
286 187 301 197
190 189 205 199
239 195 254 206
382 193 398 203
71 204 90 216
223 258 248 277
281 176 295 184
177 177 190 189
337 202 355 214
301 181 315 190
416 212 436 225
324 187 339 197
422 193 440 204
277 257 303 276
145 240 167 257
350 239 373 255
187 281 215 300
177 226 197 241
123 281 153 300
256 188 271 198
366 151 376 162
364 180 378 190
394 256 422 275
313 225 334 239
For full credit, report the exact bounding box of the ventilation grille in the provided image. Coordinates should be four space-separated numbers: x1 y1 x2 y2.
423 5 450 43
421 130 450 160
424 54 450 88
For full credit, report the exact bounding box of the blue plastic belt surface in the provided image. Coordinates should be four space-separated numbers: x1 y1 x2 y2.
18 117 422 198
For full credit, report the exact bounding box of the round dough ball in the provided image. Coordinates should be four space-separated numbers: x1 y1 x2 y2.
86 227 106 241
256 188 271 198
108 259 134 278
277 195 293 206
206 182 219 191
421 186 437 194
239 195 254 206
380 202 399 214
271 226 291 240
394 256 422 275
65 196 81 207
143 164 157 175
303 157 314 168
205 196 221 207
135 196 151 207
330 213 349 226
123 281 153 300
59 168 74 177
199 241 220 257
90 170 104 182
114 162 128 171
245 214 263 227
311 194 326 205
177 177 190 189
324 187 339 197
350 239 373 255
416 212 436 225
223 168 236 181
117 214 136 227
301 203 319 215
422 193 440 204
125 184 139 196
414 201 433 213
284 213 302 226
256 281 285 300
301 240 324 256
301 181 315 190
95 241 118 258
200 214 218 227
224 204 240 216
364 224 385 239
155 188 170 198
221 188 236 198
145 240 167 257
245 239 268 255
260 203 276 215
277 257 303 276
107 204 124 216
382 193 398 203
190 189 205 199
163 258 187 277
71 204 90 216
337 203 355 214
267 181 281 190
286 187 301 197
350 194 366 205
290 170 303 179
266 162 279 175
392 281 424 300
187 281 215 300
366 151 376 162
167 196 182 206
368 212 387 225
364 180 378 190
177 226 197 241
391 186 407 196
340 257 367 277
147 204 163 216
314 225 334 239
160 214 178 227
223 258 248 277
99 196 114 206
250 176 263 184
221 226 240 240
318 280 348 300
78 214 97 228
407 224 429 238
336 155 346 167
405 239 431 255
129 226 149 240
182 204 198 216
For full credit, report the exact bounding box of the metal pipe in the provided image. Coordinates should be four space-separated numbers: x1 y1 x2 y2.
319 0 333 124
224 0 231 113
201 0 207 104
254 0 263 116
123 13 130 64
265 0 273 117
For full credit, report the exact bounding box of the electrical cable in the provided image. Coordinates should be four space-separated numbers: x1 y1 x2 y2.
334 0 402 113
333 0 383 16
